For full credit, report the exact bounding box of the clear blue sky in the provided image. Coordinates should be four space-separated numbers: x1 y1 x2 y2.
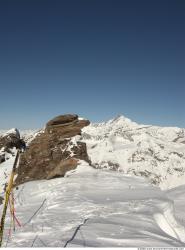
0 0 184 129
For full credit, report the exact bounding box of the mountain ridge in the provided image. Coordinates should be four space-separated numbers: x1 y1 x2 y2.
1 114 185 189
80 115 185 189
1 114 185 247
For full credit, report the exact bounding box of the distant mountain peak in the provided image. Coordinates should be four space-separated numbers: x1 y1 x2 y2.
107 114 138 128
112 114 131 122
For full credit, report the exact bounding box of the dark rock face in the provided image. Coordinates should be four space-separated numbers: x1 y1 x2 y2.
0 196 3 205
15 114 90 185
0 153 5 163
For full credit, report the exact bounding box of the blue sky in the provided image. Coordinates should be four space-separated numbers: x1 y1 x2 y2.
0 0 184 129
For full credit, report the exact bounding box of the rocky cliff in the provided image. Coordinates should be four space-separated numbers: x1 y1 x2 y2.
15 114 90 185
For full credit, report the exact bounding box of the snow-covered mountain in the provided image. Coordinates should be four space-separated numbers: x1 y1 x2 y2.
81 115 185 189
1 115 185 189
1 115 185 247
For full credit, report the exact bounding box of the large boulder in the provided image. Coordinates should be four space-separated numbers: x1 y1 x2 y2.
46 114 90 138
15 114 90 185
46 114 78 127
46 158 78 179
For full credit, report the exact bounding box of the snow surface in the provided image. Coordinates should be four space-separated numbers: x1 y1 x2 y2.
0 162 185 247
0 151 17 195
167 186 185 229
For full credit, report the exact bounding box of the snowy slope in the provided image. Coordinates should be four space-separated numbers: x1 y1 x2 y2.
1 120 185 247
1 162 185 247
167 185 185 229
81 115 185 189
0 153 17 195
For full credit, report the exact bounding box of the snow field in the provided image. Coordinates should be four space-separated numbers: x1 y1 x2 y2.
1 163 185 247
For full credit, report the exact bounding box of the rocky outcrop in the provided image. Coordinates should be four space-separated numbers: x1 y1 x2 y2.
46 114 90 138
0 128 25 162
15 114 90 185
46 114 78 127
46 158 78 179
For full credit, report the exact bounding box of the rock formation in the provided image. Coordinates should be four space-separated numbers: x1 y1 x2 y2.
0 128 25 163
15 114 90 185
